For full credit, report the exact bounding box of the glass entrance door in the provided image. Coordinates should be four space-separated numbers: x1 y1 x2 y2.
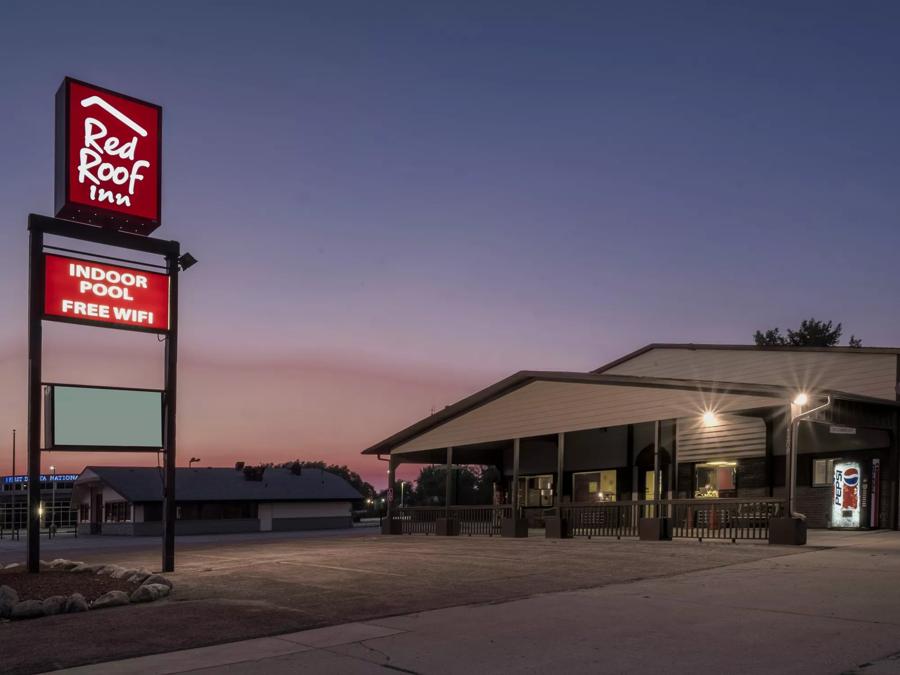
517 475 554 508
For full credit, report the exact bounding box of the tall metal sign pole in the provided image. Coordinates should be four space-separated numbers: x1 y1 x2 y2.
163 246 179 573
26 77 190 573
27 227 43 571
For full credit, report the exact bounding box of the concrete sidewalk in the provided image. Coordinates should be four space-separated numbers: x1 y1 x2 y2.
58 531 900 675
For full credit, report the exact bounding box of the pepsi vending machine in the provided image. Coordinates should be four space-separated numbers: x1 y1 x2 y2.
830 459 881 529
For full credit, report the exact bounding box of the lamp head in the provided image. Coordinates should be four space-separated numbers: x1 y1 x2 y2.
177 253 198 271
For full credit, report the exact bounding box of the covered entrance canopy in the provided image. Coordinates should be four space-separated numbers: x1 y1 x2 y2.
364 369 899 534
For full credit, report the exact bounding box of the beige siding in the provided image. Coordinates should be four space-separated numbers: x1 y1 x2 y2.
676 414 766 462
393 381 783 454
605 348 897 400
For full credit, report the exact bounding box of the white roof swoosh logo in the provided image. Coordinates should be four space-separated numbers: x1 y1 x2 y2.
80 95 148 137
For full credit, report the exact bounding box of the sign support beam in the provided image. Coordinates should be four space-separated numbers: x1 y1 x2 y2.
27 227 44 573
163 246 179 573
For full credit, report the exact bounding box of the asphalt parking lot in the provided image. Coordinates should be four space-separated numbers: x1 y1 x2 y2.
0 529 799 673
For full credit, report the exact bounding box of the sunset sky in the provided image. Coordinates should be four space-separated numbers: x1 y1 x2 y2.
1 1 899 487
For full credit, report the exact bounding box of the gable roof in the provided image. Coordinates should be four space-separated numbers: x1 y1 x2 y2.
75 466 362 503
361 369 900 457
593 343 900 374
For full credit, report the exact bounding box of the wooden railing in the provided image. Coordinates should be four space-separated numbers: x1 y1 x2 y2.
454 505 512 536
392 498 785 541
393 505 513 535
560 502 640 539
394 506 443 535
562 498 785 541
667 498 785 541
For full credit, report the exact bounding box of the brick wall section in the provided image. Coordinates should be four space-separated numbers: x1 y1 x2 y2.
796 487 830 528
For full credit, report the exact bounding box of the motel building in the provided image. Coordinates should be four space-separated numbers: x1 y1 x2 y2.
71 466 362 536
366 344 900 543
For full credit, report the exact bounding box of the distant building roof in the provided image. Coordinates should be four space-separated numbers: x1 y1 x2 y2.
593 343 900 373
75 466 363 503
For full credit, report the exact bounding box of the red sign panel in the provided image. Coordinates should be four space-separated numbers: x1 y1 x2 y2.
43 254 170 333
55 78 162 235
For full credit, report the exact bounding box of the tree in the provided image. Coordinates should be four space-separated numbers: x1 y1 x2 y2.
753 318 861 348
410 465 500 506
276 460 376 500
753 328 787 346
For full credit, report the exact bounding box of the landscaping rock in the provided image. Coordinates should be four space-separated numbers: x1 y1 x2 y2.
65 593 89 613
111 567 138 580
4 562 22 571
41 595 67 616
147 583 170 598
70 563 104 574
50 559 81 571
92 590 130 609
130 582 171 603
130 584 158 603
127 569 152 584
11 600 45 619
142 574 173 589
0 585 19 618
96 565 124 577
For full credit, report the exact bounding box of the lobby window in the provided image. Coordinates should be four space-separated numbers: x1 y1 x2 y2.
572 471 617 503
79 504 90 522
694 462 736 498
812 459 835 487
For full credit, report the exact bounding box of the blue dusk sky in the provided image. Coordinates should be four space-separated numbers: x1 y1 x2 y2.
0 1 898 485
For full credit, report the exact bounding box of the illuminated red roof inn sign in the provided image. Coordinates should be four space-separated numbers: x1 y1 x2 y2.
55 78 162 235
44 254 170 332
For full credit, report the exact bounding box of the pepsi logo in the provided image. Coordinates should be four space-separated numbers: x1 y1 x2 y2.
842 467 859 487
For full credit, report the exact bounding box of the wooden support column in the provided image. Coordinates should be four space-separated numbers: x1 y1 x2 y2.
512 439 520 514
653 421 661 500
445 447 453 513
666 420 675 515
653 420 661 516
386 454 397 520
628 424 637 502
556 432 565 507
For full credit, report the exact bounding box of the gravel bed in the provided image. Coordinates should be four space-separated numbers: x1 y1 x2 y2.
0 570 136 602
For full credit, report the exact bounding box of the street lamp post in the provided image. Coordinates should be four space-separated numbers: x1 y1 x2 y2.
787 394 831 519
49 465 56 537
770 392 832 545
11 429 16 537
